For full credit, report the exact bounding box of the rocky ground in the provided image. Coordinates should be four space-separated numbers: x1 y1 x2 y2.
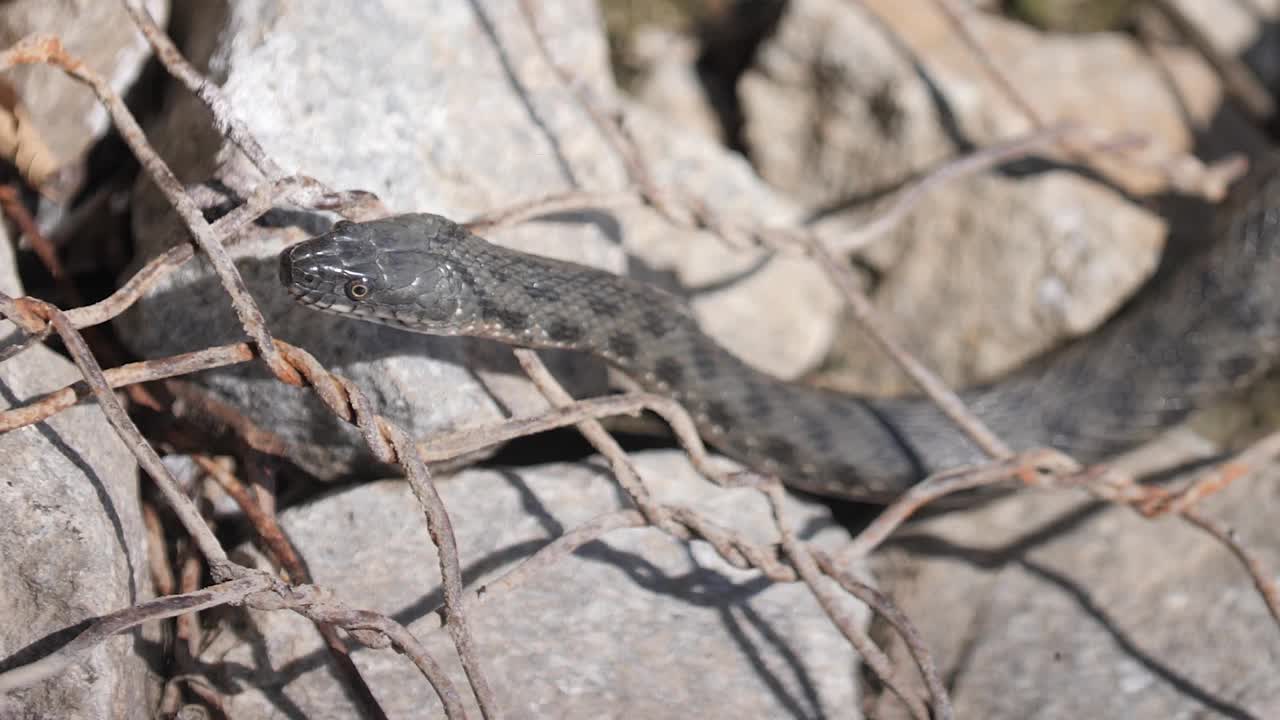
1 0 1279 718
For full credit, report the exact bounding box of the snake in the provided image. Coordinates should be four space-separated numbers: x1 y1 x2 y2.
277 163 1280 501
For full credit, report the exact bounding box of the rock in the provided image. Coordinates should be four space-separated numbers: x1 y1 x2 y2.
820 170 1165 393
735 0 1262 394
0 0 169 191
1166 0 1280 90
0 227 158 716
118 0 840 478
622 0 787 150
208 450 865 718
869 430 1280 718
627 27 724 144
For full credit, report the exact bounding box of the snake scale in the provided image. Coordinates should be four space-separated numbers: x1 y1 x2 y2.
278 164 1280 501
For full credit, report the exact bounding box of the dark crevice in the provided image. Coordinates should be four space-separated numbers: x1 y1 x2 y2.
693 0 788 158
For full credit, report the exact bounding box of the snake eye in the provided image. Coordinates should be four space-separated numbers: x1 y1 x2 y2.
345 280 370 301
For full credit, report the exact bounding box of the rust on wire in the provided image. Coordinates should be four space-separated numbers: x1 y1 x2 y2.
0 2 1274 718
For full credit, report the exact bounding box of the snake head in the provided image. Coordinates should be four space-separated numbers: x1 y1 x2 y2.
279 215 482 333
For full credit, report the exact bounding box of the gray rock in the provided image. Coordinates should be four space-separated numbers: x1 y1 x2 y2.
821 171 1163 394
210 450 865 718
0 229 157 716
0 0 169 189
870 430 1280 718
119 0 839 478
1167 0 1280 90
737 0 1256 394
627 27 724 144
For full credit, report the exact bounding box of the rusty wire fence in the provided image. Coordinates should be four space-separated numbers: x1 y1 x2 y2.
0 1 1276 718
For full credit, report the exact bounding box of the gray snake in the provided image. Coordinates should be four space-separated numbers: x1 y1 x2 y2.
278 164 1280 501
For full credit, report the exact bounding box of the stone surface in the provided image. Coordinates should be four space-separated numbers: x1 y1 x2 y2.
209 450 865 718
734 0 1264 394
119 0 840 478
627 27 724 144
0 0 169 186
819 170 1164 393
870 430 1280 719
0 228 157 716
1168 0 1280 89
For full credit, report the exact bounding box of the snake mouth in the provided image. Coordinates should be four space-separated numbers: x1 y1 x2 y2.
289 286 357 316
278 248 291 286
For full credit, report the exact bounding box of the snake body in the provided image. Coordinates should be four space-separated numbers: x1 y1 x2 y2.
279 166 1280 500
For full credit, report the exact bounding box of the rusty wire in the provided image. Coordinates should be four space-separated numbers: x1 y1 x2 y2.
0 2 1274 719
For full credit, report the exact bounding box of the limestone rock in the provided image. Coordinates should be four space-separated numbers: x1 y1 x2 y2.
1166 0 1280 90
627 27 724 144
210 451 866 718
0 0 169 191
737 0 1261 394
870 430 1280 718
0 225 157 717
